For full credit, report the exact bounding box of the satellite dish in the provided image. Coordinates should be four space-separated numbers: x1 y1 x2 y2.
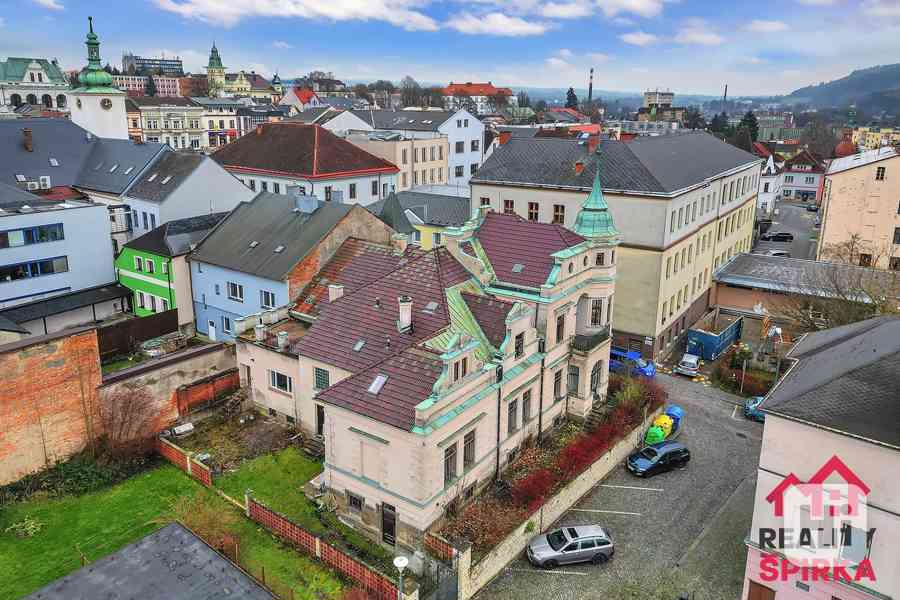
393 555 409 572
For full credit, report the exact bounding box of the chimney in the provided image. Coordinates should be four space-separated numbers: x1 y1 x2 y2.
256 123 264 135
328 284 344 302
254 323 266 342
498 131 511 146
374 296 381 309
574 160 585 175
397 295 413 332
22 128 33 152
276 331 289 350
287 185 319 213
391 232 408 253
587 133 599 154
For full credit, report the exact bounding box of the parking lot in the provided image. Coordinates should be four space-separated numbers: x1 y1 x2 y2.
475 374 762 600
756 201 818 259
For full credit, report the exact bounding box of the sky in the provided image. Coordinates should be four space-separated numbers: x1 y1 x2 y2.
2 0 900 96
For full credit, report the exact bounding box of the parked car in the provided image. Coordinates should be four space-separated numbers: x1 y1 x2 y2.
757 219 773 234
610 347 657 378
626 441 691 477
526 525 614 568
806 203 819 212
744 396 765 422
673 353 700 377
760 231 794 242
763 249 791 258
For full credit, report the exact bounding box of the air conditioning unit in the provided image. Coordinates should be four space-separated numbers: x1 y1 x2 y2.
26 181 39 191
39 176 51 189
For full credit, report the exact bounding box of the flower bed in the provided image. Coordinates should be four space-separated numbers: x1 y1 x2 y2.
441 375 666 554
712 345 776 397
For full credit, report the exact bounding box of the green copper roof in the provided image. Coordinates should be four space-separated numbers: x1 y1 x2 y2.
77 17 114 90
573 160 620 240
208 43 224 69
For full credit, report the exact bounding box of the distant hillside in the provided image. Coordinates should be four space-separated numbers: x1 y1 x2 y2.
786 64 900 107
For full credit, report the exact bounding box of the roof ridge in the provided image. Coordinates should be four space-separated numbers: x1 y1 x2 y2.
611 141 668 192
312 125 319 176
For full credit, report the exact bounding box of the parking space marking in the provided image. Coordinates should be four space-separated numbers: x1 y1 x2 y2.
599 484 663 492
731 405 739 420
570 508 642 516
507 568 589 576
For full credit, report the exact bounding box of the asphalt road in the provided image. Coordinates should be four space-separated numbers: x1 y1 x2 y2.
475 374 762 600
755 201 818 259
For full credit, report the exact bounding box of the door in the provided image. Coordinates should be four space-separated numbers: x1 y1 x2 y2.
381 503 396 545
747 581 775 600
559 541 581 564
578 538 597 563
207 320 217 342
315 404 325 437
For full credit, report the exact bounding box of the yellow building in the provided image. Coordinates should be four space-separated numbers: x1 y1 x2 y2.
345 132 449 192
850 126 900 150
204 43 275 101
471 132 761 359
366 191 471 249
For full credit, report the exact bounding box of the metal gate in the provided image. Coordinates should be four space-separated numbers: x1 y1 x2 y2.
421 554 458 600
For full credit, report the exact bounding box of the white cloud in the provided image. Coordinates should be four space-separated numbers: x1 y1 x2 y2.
539 1 592 18
445 12 549 35
863 0 900 17
545 56 571 69
272 40 293 49
599 0 665 18
744 19 788 33
556 48 574 58
587 52 611 62
153 0 438 31
32 0 64 9
610 16 635 26
796 0 835 4
674 18 724 45
619 30 658 45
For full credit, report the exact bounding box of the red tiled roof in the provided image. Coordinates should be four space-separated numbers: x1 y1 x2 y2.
316 346 443 430
211 123 399 179
294 246 471 373
293 238 420 317
443 82 513 97
476 212 585 289
752 142 771 157
34 186 86 201
784 148 826 172
461 291 514 347
549 107 588 121
291 87 319 104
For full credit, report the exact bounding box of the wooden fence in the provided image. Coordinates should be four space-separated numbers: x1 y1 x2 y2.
97 309 178 359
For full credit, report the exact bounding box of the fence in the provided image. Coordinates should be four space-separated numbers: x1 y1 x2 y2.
176 368 240 415
246 494 401 600
97 309 178 360
424 532 457 563
156 436 213 488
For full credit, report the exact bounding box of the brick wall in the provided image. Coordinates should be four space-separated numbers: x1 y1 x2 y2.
175 368 240 415
424 532 457 562
0 328 102 485
156 437 213 487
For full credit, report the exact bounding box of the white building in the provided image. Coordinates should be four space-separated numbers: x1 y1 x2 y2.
68 18 128 141
190 96 251 147
0 58 70 110
757 154 783 217
442 82 517 116
127 96 205 150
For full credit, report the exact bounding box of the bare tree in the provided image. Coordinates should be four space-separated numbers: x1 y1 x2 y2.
98 386 158 456
400 75 422 108
487 92 509 113
453 91 477 114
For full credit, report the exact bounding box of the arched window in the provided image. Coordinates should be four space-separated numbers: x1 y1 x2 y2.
9 94 22 107
590 361 603 397
41 94 53 108
29 73 35 82
26 94 37 105
56 94 67 109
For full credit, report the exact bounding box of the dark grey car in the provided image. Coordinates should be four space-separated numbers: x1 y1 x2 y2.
526 525 614 568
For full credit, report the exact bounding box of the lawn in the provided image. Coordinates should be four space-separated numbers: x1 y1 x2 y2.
100 353 150 374
0 462 345 600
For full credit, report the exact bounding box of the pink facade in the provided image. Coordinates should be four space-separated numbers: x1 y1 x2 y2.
743 547 881 600
112 75 180 97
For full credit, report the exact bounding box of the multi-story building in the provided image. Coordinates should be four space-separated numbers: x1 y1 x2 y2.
295 71 347 96
637 88 685 124
781 149 826 203
235 105 292 138
366 190 470 249
278 87 323 113
111 74 181 98
742 317 900 600
850 125 900 150
211 122 399 204
203 43 275 101
0 57 69 110
322 109 484 188
237 180 619 544
121 52 184 77
190 97 249 147
471 131 761 358
604 120 679 137
442 82 517 115
757 154 784 217
818 146 900 269
344 132 449 191
126 96 205 150
189 190 395 342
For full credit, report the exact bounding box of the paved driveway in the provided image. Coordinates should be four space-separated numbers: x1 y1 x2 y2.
475 374 762 600
756 201 818 259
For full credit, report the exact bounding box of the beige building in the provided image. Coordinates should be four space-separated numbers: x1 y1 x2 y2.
235 179 620 546
126 96 205 150
344 132 449 191
850 126 900 150
471 132 761 358
818 146 900 270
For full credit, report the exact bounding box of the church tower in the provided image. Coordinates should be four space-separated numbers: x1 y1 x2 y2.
206 43 226 97
69 17 128 139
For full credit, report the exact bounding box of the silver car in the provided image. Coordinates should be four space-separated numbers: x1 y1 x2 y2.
526 525 614 568
674 353 700 377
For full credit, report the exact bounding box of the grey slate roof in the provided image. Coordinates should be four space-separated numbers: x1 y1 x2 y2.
349 109 455 132
370 192 415 234
762 317 900 448
75 139 168 195
289 106 335 124
473 131 760 195
0 283 130 324
190 192 353 281
25 522 275 600
126 152 204 203
125 212 230 257
0 118 93 187
367 191 471 227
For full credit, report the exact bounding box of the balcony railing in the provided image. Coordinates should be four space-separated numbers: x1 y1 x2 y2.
571 325 611 353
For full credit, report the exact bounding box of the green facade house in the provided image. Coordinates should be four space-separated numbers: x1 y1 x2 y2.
116 212 228 332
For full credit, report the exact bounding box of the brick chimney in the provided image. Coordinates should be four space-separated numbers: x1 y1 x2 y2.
328 284 344 302
22 128 33 152
587 133 599 154
498 131 511 146
256 123 265 135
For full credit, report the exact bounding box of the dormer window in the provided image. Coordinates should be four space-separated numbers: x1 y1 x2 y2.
596 252 605 266
453 357 468 382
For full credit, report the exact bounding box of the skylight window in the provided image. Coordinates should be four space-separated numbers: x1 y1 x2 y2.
368 374 388 395
147 173 157 182
423 301 439 313
512 263 525 273
124 166 134 175
274 245 285 253
161 176 172 185
249 241 259 248
49 158 59 167
353 340 365 352
15 174 26 182
94 163 103 171
109 164 118 173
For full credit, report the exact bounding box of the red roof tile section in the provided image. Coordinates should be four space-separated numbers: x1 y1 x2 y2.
317 347 443 430
476 212 584 289
211 123 399 179
461 292 514 348
443 82 513 97
291 87 319 104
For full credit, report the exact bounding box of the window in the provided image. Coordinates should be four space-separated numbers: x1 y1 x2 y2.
691 202 697 222
149 214 156 229
471 139 479 152
372 180 378 197
464 119 469 127
146 259 155 274
670 210 676 233
161 299 169 311
785 175 794 183
859 253 873 267
325 186 333 201
889 257 900 271
553 204 565 224
590 298 603 327
347 492 363 512
596 252 605 266
805 176 814 184
444 443 457 486
142 212 149 230
227 282 244 302
463 430 475 469
260 290 276 309
432 232 441 246
508 399 518 435
456 119 462 128
567 365 579 394
514 332 525 358
0 256 68 282
876 166 886 181
894 227 900 246
221 315 232 333
134 256 144 272
522 390 532 422
249 179 256 191
314 367 330 390
678 207 684 227
261 181 268 192
455 165 464 178
556 314 566 343
137 292 146 309
553 369 563 400
661 301 667 324
527 202 539 221
455 141 465 154
453 357 468 381
503 199 514 214
269 370 293 393
401 148 408 165
470 163 477 175
666 257 672 278
349 183 356 200
480 197 490 208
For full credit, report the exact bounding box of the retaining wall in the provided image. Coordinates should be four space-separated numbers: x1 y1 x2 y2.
156 436 213 487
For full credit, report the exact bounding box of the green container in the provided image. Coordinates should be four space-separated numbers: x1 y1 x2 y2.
644 425 665 445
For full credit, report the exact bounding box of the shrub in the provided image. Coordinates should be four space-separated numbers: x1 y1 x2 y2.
511 468 557 510
441 497 527 551
4 516 43 538
607 373 627 397
642 378 668 410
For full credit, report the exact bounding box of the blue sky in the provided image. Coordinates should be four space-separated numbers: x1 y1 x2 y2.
2 0 899 95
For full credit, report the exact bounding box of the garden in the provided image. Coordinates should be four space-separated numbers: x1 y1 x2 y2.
440 374 667 555
710 343 777 397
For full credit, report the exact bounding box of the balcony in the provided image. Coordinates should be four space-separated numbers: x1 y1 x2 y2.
571 325 611 354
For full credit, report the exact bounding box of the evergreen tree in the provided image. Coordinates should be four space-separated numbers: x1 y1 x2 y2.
738 111 759 141
684 107 707 130
709 112 731 135
517 90 531 108
565 87 579 109
145 76 158 97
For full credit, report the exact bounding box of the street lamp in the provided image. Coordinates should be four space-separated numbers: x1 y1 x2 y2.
393 555 409 600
